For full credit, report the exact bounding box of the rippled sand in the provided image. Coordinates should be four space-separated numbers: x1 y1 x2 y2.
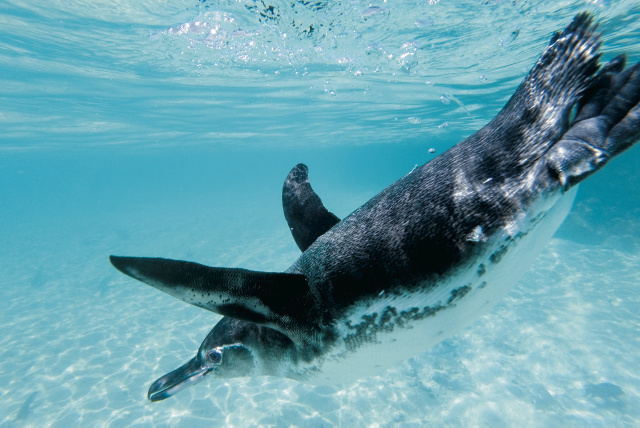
1 232 639 426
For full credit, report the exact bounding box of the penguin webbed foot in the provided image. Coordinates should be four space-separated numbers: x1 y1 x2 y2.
543 55 640 189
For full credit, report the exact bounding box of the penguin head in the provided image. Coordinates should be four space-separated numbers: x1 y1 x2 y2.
147 319 256 402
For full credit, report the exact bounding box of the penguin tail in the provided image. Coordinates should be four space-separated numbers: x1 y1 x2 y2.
477 13 602 168
472 13 640 191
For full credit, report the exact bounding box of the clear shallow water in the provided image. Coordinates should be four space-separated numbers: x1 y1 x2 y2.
1 0 640 426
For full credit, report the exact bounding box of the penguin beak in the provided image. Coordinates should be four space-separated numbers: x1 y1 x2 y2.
147 357 211 402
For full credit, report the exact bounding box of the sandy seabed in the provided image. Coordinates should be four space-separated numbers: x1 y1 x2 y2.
1 228 639 427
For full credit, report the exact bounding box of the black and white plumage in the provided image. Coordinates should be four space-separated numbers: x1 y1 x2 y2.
110 13 640 401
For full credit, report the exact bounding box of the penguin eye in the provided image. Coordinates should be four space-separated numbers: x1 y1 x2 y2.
207 350 222 364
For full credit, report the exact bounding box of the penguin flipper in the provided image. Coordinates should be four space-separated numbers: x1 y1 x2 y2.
109 255 321 342
282 163 340 252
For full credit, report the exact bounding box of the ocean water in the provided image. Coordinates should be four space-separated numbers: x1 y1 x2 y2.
1 0 640 426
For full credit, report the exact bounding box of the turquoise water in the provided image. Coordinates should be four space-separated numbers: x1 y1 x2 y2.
1 0 640 426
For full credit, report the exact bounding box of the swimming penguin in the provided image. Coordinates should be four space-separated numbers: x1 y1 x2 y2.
110 13 640 401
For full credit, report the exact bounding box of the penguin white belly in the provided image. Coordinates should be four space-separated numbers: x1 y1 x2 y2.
309 187 578 385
